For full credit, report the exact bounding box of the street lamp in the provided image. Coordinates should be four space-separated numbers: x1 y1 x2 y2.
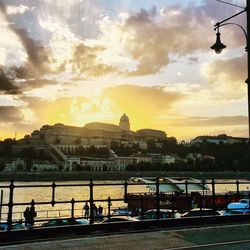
210 2 250 141
210 29 226 54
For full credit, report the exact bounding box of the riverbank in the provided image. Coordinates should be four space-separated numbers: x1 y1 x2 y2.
1 171 250 181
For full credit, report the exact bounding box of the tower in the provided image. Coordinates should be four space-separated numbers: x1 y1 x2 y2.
119 113 130 131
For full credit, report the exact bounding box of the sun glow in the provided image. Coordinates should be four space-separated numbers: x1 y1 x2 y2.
0 0 248 140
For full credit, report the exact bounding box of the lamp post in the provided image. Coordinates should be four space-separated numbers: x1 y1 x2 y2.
210 2 250 141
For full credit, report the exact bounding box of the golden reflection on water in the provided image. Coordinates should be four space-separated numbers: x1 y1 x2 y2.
0 180 249 221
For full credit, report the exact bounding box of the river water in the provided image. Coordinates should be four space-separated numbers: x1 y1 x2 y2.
0 179 250 221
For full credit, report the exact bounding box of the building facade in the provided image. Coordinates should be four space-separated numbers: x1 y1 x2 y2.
31 114 167 147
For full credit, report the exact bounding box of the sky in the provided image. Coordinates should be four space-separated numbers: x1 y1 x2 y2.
0 0 248 142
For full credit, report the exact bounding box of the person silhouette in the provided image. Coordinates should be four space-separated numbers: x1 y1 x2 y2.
93 203 97 218
83 202 90 218
29 206 36 226
23 207 30 226
98 204 103 220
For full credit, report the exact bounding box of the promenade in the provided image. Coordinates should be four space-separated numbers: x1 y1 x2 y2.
1 171 250 182
2 223 250 250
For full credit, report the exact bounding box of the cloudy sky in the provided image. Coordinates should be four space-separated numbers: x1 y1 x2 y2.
0 0 248 141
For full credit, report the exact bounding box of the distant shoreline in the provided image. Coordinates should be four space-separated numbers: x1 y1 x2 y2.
1 171 250 182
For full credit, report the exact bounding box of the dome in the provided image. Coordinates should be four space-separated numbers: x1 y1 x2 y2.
119 113 130 131
120 113 129 122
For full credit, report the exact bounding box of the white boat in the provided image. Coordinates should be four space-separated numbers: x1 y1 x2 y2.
129 177 210 193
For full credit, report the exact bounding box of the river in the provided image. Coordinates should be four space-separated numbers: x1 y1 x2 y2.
0 179 250 221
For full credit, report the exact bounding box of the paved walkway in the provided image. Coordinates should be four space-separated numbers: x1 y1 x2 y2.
2 224 250 250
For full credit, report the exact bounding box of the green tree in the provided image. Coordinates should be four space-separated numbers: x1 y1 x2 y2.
1 138 14 158
74 138 82 145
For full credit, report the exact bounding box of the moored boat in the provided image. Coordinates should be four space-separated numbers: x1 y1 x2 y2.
125 177 248 214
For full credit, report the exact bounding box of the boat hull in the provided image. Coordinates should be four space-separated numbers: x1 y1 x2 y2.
125 192 246 214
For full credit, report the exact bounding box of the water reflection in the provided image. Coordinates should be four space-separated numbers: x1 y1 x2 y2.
0 179 249 221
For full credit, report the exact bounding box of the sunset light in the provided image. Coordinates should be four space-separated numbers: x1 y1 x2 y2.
0 0 247 141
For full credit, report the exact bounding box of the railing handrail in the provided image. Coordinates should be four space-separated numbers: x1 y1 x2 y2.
1 178 250 231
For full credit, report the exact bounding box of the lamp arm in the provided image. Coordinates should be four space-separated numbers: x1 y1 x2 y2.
214 22 247 44
214 8 246 27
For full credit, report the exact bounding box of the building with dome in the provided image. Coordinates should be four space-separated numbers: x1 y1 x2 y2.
31 114 167 147
119 113 130 131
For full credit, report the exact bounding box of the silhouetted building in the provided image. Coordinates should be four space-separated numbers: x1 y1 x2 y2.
191 134 248 145
30 114 167 147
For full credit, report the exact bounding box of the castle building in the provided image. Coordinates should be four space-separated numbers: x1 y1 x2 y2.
31 114 167 147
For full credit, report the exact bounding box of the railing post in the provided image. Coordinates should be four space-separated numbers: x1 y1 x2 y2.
7 180 14 231
236 180 240 198
0 189 3 221
211 178 216 214
202 179 205 208
199 193 203 212
185 180 188 197
71 198 75 219
89 179 94 224
171 194 175 216
225 193 228 213
30 199 36 226
107 196 111 220
248 192 250 213
141 195 144 218
52 182 56 207
156 177 160 220
124 180 128 202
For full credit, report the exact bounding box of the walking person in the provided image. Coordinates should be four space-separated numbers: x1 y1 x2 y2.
83 202 90 218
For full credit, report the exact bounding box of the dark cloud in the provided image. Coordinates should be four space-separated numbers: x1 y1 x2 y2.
0 105 24 122
72 44 117 77
0 1 5 12
116 1 246 76
10 28 52 78
0 68 20 94
0 67 57 93
0 0 54 94
205 55 247 84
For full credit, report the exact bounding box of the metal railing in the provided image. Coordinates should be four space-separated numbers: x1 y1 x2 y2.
0 178 250 231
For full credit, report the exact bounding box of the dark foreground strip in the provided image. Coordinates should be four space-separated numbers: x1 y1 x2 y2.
0 214 250 246
167 239 250 250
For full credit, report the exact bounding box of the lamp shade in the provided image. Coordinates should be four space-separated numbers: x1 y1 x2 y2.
210 32 226 54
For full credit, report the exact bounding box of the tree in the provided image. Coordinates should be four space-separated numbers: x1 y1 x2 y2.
86 145 97 156
16 163 23 171
20 147 36 158
74 138 82 145
54 138 61 144
0 163 5 171
147 139 157 153
1 138 14 158
20 147 36 172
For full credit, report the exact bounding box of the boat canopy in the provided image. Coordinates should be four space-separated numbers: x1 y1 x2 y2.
129 177 210 193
